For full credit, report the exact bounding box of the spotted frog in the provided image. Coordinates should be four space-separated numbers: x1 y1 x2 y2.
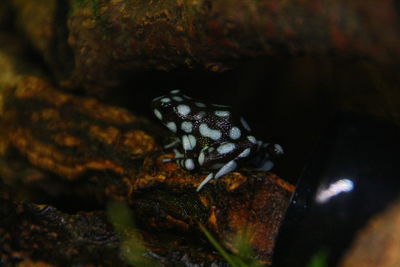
152 90 283 191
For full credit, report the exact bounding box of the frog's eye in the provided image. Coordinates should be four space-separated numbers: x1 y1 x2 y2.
151 96 174 119
160 101 172 108
152 96 172 106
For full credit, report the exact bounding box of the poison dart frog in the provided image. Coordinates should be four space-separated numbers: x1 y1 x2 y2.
152 90 283 191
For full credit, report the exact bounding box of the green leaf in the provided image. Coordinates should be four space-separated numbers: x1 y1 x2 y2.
199 224 264 267
307 249 328 267
107 201 160 267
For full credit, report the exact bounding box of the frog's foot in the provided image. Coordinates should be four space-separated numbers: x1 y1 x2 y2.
262 143 284 157
162 149 184 162
214 160 237 179
196 160 238 191
163 157 180 163
257 160 274 171
176 158 196 171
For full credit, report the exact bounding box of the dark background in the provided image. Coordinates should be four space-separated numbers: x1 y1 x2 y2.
110 56 400 186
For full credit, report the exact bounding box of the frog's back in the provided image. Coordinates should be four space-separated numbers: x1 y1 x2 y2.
151 90 251 147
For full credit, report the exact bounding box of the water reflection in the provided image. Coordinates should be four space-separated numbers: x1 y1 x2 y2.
273 114 400 267
316 178 355 204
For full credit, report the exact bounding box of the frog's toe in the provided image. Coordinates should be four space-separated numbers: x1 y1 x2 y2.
257 160 274 171
163 138 180 149
214 160 237 180
196 173 214 192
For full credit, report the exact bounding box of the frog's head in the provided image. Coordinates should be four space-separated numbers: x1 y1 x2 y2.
152 89 205 120
151 90 184 122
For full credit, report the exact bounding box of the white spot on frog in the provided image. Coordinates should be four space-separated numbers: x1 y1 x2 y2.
182 134 196 150
181 121 193 133
247 135 257 144
195 102 206 108
185 158 195 170
177 104 191 116
160 98 171 103
229 127 241 140
198 150 205 166
166 122 177 133
154 109 162 120
238 148 251 158
173 96 183 102
215 110 230 117
199 123 222 140
217 143 236 154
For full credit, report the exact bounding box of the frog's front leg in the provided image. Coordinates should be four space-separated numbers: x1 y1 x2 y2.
163 134 197 171
163 133 196 162
163 137 180 149
162 150 196 172
177 157 196 171
162 148 184 163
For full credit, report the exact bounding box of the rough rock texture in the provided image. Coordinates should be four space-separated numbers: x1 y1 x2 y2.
0 184 122 266
0 76 294 265
9 0 400 88
4 0 399 265
10 0 73 81
67 0 400 87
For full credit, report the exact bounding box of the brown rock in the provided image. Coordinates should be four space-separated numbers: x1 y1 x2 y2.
1 75 294 265
340 199 400 267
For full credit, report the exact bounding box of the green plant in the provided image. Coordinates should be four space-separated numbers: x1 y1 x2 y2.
107 201 160 266
199 224 264 267
306 249 328 267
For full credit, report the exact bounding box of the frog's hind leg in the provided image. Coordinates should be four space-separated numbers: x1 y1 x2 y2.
251 142 284 170
258 160 274 171
214 160 237 179
196 160 238 191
